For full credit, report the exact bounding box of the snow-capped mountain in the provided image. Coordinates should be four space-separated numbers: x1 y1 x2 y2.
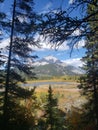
33 55 84 76
33 55 62 66
43 55 62 64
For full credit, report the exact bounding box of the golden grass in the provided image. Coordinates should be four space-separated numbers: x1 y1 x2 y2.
34 83 85 112
17 80 86 113
25 76 79 83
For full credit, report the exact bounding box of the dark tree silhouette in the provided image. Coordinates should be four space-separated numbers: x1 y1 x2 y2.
0 0 7 127
78 3 98 129
43 85 66 130
39 0 98 51
1 0 38 129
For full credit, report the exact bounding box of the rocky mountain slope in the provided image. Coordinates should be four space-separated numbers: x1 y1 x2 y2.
33 56 83 77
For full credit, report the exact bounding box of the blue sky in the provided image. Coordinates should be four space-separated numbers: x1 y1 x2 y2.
33 0 86 65
1 0 86 67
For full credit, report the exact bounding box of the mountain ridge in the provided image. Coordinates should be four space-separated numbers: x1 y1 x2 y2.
32 55 83 77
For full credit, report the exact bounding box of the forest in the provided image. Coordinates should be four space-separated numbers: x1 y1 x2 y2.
0 0 98 130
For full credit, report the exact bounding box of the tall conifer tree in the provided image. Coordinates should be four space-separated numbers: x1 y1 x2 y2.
79 2 98 129
2 0 38 129
44 85 65 130
0 0 6 76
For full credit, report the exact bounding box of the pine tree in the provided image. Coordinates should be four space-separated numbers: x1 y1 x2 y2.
78 2 98 129
0 0 7 126
2 0 38 129
0 0 6 78
43 85 65 130
39 0 98 50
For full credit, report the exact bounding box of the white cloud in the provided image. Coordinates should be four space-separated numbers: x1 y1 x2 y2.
0 38 10 49
33 30 85 51
69 0 74 4
72 29 81 36
62 58 83 67
33 33 86 51
32 33 70 51
74 39 86 49
0 35 85 53
57 41 69 51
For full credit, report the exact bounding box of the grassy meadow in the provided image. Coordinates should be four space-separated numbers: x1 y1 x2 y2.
0 76 90 130
19 79 87 129
23 75 86 113
35 84 85 111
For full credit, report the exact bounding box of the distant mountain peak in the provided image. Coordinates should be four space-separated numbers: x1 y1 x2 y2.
43 55 62 64
44 55 58 61
33 55 84 76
